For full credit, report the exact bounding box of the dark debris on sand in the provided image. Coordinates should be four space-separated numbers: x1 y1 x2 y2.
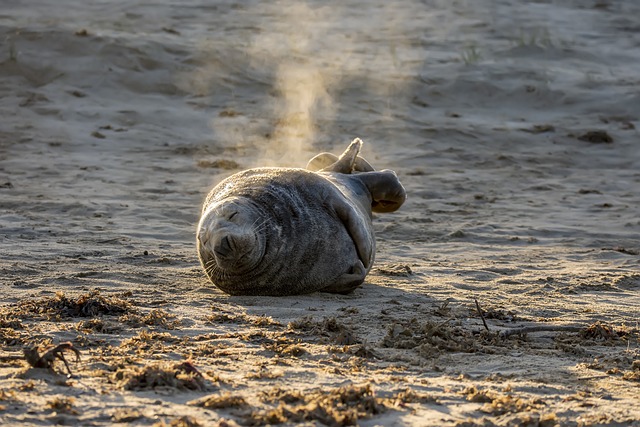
577 130 613 143
246 384 438 426
9 290 132 320
112 360 208 391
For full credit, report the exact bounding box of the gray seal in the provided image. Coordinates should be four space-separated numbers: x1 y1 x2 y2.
196 138 406 296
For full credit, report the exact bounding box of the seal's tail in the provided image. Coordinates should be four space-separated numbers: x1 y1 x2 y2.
306 138 375 173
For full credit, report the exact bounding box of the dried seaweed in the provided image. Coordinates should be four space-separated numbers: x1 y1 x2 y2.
112 361 208 391
247 384 386 427
263 340 306 358
461 385 545 415
75 318 123 334
288 316 359 345
259 387 305 404
205 305 282 328
12 290 132 320
46 396 79 415
152 415 204 427
479 393 544 416
390 388 440 406
382 319 485 356
0 326 28 347
0 313 23 329
188 392 247 409
119 330 185 353
246 366 284 380
111 409 146 423
580 321 637 342
250 385 438 426
579 350 640 382
120 309 182 329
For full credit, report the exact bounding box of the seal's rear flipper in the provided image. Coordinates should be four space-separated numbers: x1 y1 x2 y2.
357 170 407 213
307 138 375 173
352 156 375 172
321 260 366 294
307 154 375 173
325 138 361 173
306 152 338 171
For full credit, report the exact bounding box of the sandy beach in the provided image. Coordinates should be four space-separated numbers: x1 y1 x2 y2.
1 0 639 425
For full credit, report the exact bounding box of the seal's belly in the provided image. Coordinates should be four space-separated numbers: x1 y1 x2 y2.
260 202 362 295
251 177 371 295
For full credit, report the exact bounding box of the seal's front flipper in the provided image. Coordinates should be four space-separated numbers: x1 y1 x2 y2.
333 201 374 269
321 260 366 294
357 170 407 213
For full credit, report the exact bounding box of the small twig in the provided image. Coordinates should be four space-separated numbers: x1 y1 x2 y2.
499 325 583 338
474 299 490 332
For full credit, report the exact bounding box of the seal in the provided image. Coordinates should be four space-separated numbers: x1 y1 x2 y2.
196 138 406 296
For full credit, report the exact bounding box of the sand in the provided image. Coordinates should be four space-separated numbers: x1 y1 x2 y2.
1 0 639 425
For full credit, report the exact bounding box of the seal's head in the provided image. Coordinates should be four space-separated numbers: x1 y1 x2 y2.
197 197 267 279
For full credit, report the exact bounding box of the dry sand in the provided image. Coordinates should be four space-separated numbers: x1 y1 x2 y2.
1 0 639 426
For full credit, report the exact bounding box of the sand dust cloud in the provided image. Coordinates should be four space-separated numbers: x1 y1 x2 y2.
181 0 428 166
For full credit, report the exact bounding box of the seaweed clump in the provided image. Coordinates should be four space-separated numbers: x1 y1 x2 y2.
382 319 488 357
120 309 182 329
247 384 387 426
13 290 132 320
288 316 359 345
580 322 638 343
111 361 207 391
188 392 248 410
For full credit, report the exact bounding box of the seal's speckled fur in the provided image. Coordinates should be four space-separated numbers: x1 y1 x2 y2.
197 139 406 296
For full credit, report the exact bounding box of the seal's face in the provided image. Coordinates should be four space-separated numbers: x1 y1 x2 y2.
197 198 266 276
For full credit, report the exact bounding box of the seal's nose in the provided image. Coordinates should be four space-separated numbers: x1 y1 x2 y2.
214 235 235 259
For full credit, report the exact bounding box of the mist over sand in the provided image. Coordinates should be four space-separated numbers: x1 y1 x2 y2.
1 0 639 426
